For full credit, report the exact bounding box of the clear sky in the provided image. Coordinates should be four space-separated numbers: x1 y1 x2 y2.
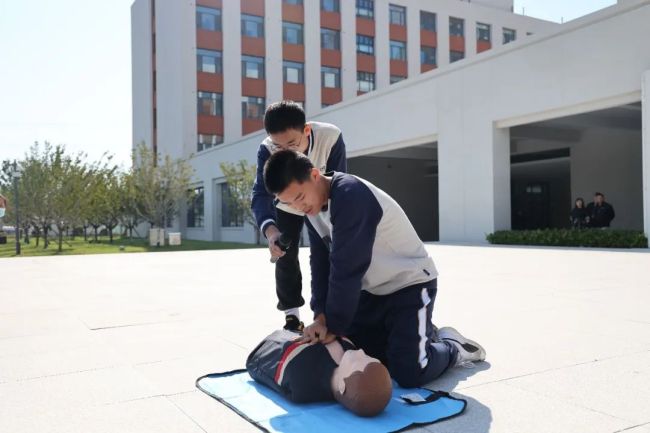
0 0 617 169
513 0 617 22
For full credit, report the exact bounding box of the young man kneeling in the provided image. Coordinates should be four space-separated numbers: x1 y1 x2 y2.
263 150 486 388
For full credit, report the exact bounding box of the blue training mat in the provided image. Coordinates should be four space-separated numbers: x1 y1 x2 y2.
196 369 466 433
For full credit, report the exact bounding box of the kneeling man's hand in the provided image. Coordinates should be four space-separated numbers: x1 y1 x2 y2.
301 314 336 344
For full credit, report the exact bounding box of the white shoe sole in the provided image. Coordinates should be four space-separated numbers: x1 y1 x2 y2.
438 326 486 363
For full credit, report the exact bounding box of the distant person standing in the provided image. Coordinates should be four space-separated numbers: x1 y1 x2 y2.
586 192 615 228
570 197 589 229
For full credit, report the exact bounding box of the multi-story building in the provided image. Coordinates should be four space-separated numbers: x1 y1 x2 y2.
132 0 556 158
134 1 650 246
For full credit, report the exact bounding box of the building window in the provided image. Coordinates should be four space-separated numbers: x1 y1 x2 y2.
477 22 491 42
283 61 304 84
242 96 265 119
197 134 223 152
284 0 303 4
241 55 265 79
196 6 221 31
450 50 464 63
221 183 244 227
420 11 436 32
390 75 406 84
357 71 375 93
356 34 374 55
197 49 222 74
389 4 406 26
283 22 304 45
187 186 204 228
420 46 436 65
241 14 264 38
321 0 340 12
321 28 341 50
197 92 223 116
321 66 340 88
449 17 464 37
503 28 516 44
356 0 374 19
390 40 406 61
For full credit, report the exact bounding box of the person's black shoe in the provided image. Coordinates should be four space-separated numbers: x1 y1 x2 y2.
284 315 304 332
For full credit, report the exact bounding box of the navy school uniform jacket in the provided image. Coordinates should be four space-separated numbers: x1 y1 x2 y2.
246 329 356 403
251 121 347 237
305 173 438 336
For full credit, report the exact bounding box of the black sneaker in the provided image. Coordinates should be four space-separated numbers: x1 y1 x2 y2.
284 315 304 332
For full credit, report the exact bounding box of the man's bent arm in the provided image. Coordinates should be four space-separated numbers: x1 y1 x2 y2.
251 145 276 237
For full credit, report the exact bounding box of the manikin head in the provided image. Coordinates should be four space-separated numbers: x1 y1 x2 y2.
263 150 329 216
330 349 392 417
594 192 605 205
264 100 311 154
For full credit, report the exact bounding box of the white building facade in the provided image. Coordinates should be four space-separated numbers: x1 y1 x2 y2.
132 0 650 245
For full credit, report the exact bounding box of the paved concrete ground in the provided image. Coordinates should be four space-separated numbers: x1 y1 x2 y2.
1 244 649 433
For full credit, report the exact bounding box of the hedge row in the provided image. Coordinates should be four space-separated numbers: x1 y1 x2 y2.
486 229 648 248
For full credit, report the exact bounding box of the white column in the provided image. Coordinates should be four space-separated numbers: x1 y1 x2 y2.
437 12 450 69
375 0 389 89
183 2 198 159
494 26 504 48
130 0 153 150
265 0 283 105
340 0 357 100
643 70 650 244
492 126 511 231
438 78 510 242
407 5 420 79
304 0 321 115
466 19 477 58
222 0 242 142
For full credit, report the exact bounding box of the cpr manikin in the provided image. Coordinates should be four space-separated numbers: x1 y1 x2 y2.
246 330 392 417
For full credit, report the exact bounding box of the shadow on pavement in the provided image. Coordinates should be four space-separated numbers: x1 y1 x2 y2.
418 362 493 433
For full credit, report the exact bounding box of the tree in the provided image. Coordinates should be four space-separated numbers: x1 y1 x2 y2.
2 144 55 248
131 143 194 230
119 170 142 238
86 172 106 243
219 160 259 244
100 169 123 243
48 145 90 252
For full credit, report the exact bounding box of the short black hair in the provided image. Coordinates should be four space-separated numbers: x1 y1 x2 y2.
264 100 306 134
594 192 604 197
263 150 314 195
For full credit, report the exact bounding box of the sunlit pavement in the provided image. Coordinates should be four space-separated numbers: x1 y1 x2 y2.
1 244 649 432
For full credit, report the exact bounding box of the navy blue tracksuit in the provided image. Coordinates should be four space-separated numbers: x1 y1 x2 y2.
305 173 457 387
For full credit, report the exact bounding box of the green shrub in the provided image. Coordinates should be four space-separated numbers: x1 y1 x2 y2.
486 229 648 248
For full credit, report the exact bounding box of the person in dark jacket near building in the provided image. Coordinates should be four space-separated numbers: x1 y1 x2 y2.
570 197 589 229
251 101 347 332
246 329 392 417
586 192 615 228
263 150 486 388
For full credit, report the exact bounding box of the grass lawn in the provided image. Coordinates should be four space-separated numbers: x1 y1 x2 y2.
0 234 263 258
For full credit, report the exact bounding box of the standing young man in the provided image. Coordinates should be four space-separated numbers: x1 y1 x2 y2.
263 150 486 388
251 101 347 332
